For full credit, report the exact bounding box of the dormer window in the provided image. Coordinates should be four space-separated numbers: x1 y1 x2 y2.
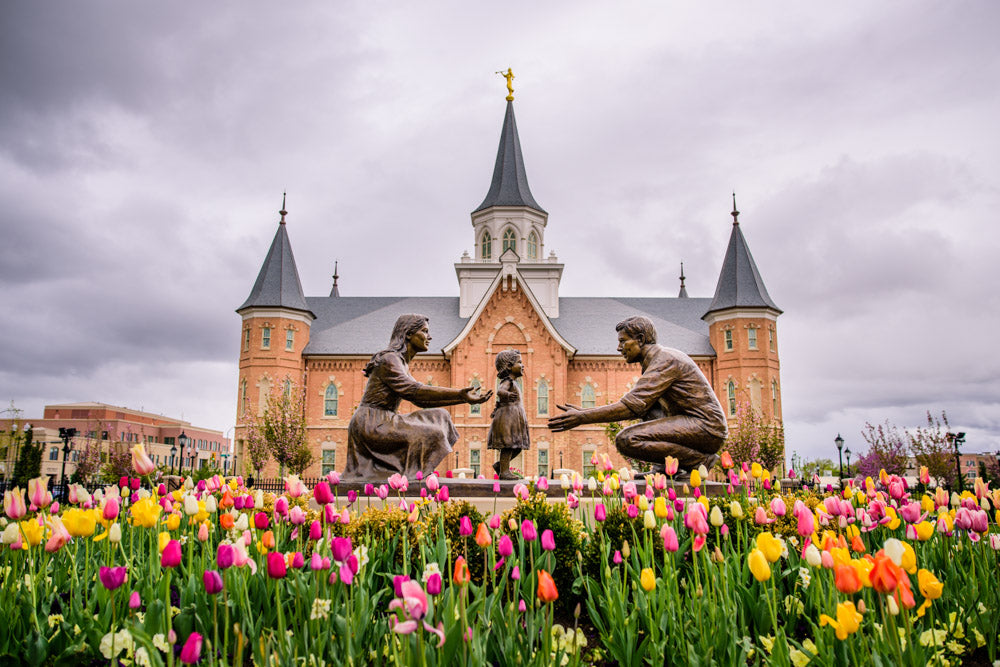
481 232 492 260
527 232 538 259
502 228 516 254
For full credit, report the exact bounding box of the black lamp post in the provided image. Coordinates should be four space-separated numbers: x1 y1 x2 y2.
58 427 77 502
845 447 852 481
178 431 189 476
170 442 178 476
948 432 966 493
835 434 844 485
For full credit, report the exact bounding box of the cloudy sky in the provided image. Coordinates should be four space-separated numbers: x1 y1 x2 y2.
2 2 998 464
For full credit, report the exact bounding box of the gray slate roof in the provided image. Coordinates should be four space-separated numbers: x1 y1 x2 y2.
473 101 546 214
237 222 313 315
704 222 780 317
302 295 715 357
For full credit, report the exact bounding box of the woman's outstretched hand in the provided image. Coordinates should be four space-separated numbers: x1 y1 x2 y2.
461 386 494 404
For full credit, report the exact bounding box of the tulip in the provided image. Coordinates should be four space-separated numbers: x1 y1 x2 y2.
289 505 306 526
109 523 122 544
62 508 97 537
131 443 156 476
661 525 679 552
254 512 269 530
309 520 322 541
182 494 199 517
819 601 863 640
755 533 783 563
4 487 27 520
541 529 556 551
594 503 607 522
513 483 529 500
709 506 724 527
203 570 224 595
266 552 287 579
292 551 305 569
28 477 51 510
769 497 786 517
747 549 770 582
567 492 580 509
459 516 473 536
102 497 120 521
129 591 142 609
664 456 679 476
720 451 734 469
273 497 289 518
453 556 470 584
537 476 549 491
197 522 210 542
332 537 353 563
436 486 449 503
834 564 861 594
161 539 182 568
179 632 203 665
217 544 235 569
313 482 335 505
640 568 656 592
917 568 943 600
426 572 442 596
521 519 537 541
497 534 514 557
613 550 622 565
99 566 128 591
537 569 558 603
518 599 527 613
475 523 492 547
870 554 901 594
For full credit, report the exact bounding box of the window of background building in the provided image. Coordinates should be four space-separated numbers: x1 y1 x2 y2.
49 447 59 461
470 448 481 477
244 329 251 350
527 231 538 259
748 327 758 350
537 379 549 415
769 328 775 352
582 449 596 479
724 329 733 351
470 379 482 416
771 380 778 415
727 381 736 416
481 232 492 260
324 385 338 416
283 379 292 399
502 228 516 254
581 384 596 409
286 329 295 351
538 449 549 478
322 449 336 476
261 326 271 349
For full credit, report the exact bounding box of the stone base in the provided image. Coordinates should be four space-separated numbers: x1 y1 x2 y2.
328 477 731 498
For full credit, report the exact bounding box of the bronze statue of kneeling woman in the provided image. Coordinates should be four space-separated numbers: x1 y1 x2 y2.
343 314 492 479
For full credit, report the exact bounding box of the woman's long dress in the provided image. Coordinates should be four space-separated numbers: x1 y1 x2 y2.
344 351 458 479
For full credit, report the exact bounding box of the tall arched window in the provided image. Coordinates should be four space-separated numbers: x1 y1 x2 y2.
727 381 736 416
771 380 778 416
240 380 248 417
527 231 538 259
469 379 482 416
502 228 516 254
324 384 338 417
581 384 596 409
537 379 549 415
283 379 292 399
481 231 492 260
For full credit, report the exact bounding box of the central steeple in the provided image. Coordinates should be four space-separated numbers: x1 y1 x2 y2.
473 100 546 214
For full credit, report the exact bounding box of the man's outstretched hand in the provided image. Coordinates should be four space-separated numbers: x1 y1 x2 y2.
548 403 584 432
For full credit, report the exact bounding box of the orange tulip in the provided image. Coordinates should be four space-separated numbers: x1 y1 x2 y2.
474 523 492 547
537 569 559 603
895 572 915 609
870 553 901 594
720 451 734 469
220 491 235 509
834 564 861 594
261 530 275 550
453 556 470 585
850 535 866 554
219 513 235 530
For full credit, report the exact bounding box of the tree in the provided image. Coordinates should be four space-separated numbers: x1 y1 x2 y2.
243 377 308 478
799 457 836 478
856 421 909 479
11 427 40 488
286 440 316 476
725 400 785 473
70 438 102 483
906 411 955 487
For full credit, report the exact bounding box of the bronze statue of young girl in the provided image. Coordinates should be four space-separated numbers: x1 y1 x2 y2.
343 314 492 480
487 349 530 480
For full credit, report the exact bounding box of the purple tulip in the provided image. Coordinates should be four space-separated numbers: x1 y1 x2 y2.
99 565 128 591
161 540 182 568
217 543 234 570
426 572 442 596
541 529 555 551
203 570 224 595
233 496 245 510
179 632 203 665
347 490 358 504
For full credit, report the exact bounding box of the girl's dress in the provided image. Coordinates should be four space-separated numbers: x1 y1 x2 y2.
487 377 530 450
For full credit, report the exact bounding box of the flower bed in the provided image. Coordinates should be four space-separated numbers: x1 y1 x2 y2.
1 448 999 665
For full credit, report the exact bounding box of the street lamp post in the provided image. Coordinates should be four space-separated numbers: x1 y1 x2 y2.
835 434 844 486
845 447 852 481
947 432 966 493
178 431 189 477
58 427 77 503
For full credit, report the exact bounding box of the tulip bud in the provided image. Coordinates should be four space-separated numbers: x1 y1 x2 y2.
109 523 122 544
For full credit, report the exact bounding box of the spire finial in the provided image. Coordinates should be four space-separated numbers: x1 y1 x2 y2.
330 260 341 297
731 192 739 226
680 262 686 285
496 68 515 101
279 191 288 224
678 261 689 298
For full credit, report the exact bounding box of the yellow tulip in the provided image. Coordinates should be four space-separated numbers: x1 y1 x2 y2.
729 501 744 519
697 496 709 512
20 519 43 547
844 524 859 539
885 507 900 530
640 568 656 592
653 497 669 519
158 531 171 554
921 495 935 513
851 558 873 588
709 506 724 527
690 469 702 487
755 533 782 563
917 569 943 600
751 463 763 479
165 513 181 531
820 601 863 640
914 521 935 541
900 542 917 574
130 497 162 529
748 549 770 582
62 508 98 538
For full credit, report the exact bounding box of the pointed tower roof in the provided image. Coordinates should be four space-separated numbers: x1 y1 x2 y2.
237 196 314 317
703 195 781 318
473 100 545 214
678 262 689 298
329 261 340 297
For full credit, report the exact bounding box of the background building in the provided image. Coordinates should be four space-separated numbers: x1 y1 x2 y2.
1 402 232 482
235 97 783 479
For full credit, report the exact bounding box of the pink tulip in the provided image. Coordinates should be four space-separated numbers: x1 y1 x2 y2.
821 551 834 569
769 497 786 517
511 566 520 580
436 486 450 503
266 552 286 579
497 534 514 557
459 516 473 536
797 510 815 538
332 537 353 563
388 473 408 492
521 519 537 541
273 497 289 518
426 572 442 596
513 483 529 500
309 520 322 541
179 632 203 665
103 497 121 521
327 471 341 486
339 562 354 585
518 599 527 613
4 487 27 520
99 566 128 591
131 444 156 476
425 474 440 492
289 505 306 525
541 529 556 551
313 482 335 505
129 591 142 609
203 570 223 594
754 507 774 525
626 503 639 519
622 482 637 500
27 477 51 510
536 477 549 492
377 485 389 500
489 513 502 530
217 544 234 570
595 503 607 522
292 551 305 568
567 493 579 510
340 508 350 524
685 506 709 535
162 540 182 568
613 550 622 564
664 457 679 476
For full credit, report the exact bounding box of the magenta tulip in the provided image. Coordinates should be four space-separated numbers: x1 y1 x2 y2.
595 503 607 522
129 591 141 609
436 486 450 503
254 512 269 530
313 482 335 505
393 574 410 597
541 529 555 551
161 540 182 568
292 552 305 569
309 520 322 541
497 534 514 557
217 543 234 570
521 519 537 542
203 570 223 595
99 566 128 591
266 552 286 579
459 516 473 536
331 537 353 563
103 497 120 521
179 632 203 664
273 497 289 518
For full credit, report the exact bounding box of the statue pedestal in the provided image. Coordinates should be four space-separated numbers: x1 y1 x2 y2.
330 477 731 498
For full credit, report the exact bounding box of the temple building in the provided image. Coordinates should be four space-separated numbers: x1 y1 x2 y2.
235 95 782 479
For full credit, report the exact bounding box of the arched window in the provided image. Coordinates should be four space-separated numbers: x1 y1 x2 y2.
481 231 492 260
537 379 549 415
771 380 778 416
727 381 736 416
283 379 292 399
324 384 338 417
469 379 482 416
240 380 248 417
502 228 516 254
527 232 538 259
581 384 596 409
